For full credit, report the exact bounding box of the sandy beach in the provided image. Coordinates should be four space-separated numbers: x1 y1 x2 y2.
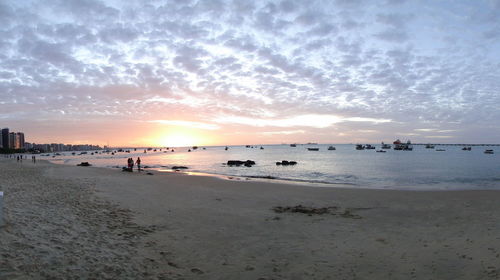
1 158 500 279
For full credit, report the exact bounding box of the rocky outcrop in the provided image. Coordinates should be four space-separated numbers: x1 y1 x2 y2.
275 160 297 166
171 166 188 170
227 160 256 167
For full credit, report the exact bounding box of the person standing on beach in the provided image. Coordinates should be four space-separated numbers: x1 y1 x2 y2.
136 157 141 172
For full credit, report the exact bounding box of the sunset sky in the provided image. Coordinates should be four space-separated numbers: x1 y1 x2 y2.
1 0 499 147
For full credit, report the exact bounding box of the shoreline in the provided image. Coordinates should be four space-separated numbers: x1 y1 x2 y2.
50 158 499 192
2 158 500 279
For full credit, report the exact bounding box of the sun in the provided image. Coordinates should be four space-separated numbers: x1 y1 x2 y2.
158 132 199 147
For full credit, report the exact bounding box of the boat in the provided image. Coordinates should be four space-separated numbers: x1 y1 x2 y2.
365 144 375 149
327 146 336 150
425 144 435 149
355 144 365 150
307 148 319 151
436 149 446 152
484 149 494 154
462 147 471 151
376 150 386 153
393 139 413 151
381 142 391 149
225 146 228 151
290 144 297 147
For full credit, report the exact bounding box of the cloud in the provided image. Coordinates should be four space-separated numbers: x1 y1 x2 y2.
213 114 391 128
1 0 499 144
149 120 220 130
374 29 409 42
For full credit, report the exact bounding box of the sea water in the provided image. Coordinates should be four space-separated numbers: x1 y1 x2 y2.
48 144 500 190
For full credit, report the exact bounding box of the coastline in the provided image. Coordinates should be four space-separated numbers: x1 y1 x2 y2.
1 158 500 279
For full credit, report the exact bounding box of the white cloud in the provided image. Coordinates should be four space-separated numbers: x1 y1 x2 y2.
213 114 391 128
149 120 220 130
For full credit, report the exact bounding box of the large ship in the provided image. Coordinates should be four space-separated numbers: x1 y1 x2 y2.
393 139 413 151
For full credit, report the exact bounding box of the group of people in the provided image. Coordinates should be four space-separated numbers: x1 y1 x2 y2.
127 157 141 171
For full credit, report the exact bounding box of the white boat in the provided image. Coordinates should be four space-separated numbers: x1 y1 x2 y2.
381 142 391 149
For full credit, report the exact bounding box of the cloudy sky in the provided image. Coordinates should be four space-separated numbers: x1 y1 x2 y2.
1 0 499 146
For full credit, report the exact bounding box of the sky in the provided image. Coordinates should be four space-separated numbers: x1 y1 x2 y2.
1 0 499 147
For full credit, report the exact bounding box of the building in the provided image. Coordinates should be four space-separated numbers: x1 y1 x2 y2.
9 132 16 149
1 128 9 149
16 132 24 149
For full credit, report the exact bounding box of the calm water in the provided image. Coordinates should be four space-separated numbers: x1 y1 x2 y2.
48 144 500 190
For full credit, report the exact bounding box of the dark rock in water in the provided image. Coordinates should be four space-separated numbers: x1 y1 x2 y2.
277 160 297 166
227 160 243 166
248 175 276 179
122 167 133 172
227 160 256 167
77 162 91 167
172 166 188 170
146 172 154 175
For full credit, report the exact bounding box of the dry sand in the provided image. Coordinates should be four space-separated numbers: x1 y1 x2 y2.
1 158 500 279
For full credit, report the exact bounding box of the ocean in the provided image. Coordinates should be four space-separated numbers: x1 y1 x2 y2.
47 144 500 190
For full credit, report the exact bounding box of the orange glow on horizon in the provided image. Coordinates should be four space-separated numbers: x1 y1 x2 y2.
152 128 216 147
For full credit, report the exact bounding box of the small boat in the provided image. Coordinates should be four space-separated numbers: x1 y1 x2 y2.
307 148 319 151
381 142 391 149
425 144 435 149
290 144 297 147
484 149 494 154
365 144 375 149
355 144 365 150
376 150 386 153
436 149 446 152
225 146 228 151
260 146 264 150
462 147 471 151
327 146 336 150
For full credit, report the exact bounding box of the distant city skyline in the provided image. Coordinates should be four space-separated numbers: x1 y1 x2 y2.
1 0 499 146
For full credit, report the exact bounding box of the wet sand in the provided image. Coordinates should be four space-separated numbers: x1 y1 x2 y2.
1 158 500 279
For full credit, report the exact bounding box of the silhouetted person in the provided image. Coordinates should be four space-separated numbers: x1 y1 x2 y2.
136 157 141 172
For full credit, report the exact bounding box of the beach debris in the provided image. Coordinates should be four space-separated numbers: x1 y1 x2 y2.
340 208 362 219
171 166 188 170
226 160 256 167
275 160 297 166
272 205 364 219
191 268 204 274
77 162 91 166
272 205 337 215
